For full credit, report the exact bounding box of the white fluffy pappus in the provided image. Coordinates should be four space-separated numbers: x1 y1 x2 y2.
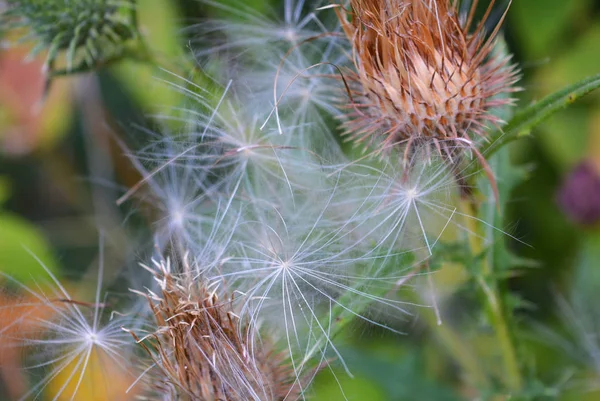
241 48 345 155
331 145 526 265
116 76 337 258
113 80 457 394
0 244 138 401
191 0 336 60
191 0 348 155
333 151 463 261
203 179 422 387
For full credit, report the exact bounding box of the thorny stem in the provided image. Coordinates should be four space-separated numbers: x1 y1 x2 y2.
463 201 523 393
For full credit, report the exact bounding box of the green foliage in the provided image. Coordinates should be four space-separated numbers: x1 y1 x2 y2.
313 369 386 401
511 0 590 58
2 0 146 77
0 213 59 283
314 347 462 401
0 178 59 283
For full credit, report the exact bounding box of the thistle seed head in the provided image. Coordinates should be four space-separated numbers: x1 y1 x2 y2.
336 0 519 159
133 259 301 401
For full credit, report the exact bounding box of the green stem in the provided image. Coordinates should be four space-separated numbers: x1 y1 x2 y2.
464 201 522 392
476 275 522 391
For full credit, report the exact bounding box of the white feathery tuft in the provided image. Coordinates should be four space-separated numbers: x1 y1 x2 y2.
0 244 137 401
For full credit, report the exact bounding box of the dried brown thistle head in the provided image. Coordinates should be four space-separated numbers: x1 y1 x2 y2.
129 258 302 401
335 0 519 165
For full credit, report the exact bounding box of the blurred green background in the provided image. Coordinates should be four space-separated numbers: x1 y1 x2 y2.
1 0 600 400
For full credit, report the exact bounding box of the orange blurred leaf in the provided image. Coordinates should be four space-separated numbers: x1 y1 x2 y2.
0 46 72 155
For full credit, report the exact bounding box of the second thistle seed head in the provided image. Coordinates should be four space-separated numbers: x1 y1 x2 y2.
336 0 519 158
133 259 302 401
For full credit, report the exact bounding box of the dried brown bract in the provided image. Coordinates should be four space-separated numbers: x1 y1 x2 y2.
335 0 519 164
129 259 302 401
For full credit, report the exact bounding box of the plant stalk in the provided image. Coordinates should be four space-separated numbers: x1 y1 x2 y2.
464 201 523 392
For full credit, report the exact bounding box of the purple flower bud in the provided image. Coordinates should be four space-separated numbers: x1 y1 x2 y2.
557 162 600 226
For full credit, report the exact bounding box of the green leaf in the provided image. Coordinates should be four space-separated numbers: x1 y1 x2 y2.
483 74 600 157
0 212 59 283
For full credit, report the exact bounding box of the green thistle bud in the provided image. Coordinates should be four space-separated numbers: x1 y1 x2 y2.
2 0 144 77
